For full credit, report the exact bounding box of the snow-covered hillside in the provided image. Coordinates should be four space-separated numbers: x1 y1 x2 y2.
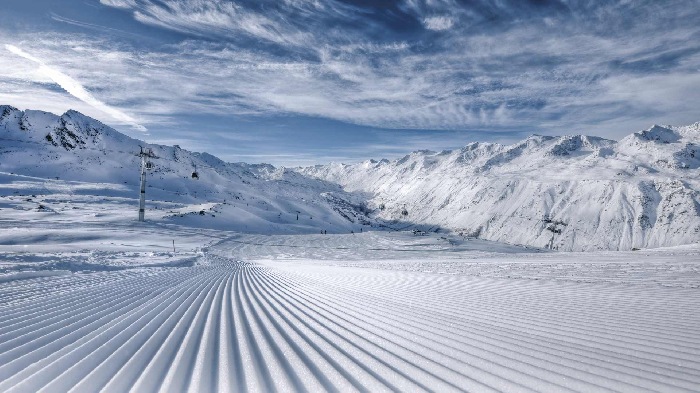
0 105 371 235
301 124 700 251
3 104 698 251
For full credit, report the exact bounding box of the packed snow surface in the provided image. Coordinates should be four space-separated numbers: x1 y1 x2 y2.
1 230 699 392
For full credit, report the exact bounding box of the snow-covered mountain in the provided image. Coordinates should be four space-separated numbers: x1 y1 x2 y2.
300 124 700 251
2 104 698 251
0 105 371 234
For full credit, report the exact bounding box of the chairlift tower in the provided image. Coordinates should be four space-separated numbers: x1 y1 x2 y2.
137 147 158 222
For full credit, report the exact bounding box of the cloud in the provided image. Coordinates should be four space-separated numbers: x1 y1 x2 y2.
4 44 147 132
422 16 454 31
83 0 698 134
99 0 138 9
124 0 313 47
1 0 700 155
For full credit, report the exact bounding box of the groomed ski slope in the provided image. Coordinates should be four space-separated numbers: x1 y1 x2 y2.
1 233 699 392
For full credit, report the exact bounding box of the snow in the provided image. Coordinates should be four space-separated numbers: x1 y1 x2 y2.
1 229 699 392
3 105 699 251
1 106 375 236
2 106 700 391
301 124 700 251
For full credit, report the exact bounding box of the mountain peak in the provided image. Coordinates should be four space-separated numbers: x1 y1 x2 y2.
547 134 616 156
632 124 681 144
0 105 20 120
524 134 555 142
0 104 19 113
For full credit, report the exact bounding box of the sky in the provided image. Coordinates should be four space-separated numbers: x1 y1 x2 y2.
1 0 699 166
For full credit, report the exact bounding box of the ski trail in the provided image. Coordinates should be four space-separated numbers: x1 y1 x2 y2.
1 251 699 392
260 269 648 392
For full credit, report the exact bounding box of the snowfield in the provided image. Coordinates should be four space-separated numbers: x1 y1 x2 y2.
2 106 700 392
1 231 699 392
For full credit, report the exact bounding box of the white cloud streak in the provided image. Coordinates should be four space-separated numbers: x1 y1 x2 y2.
4 44 146 132
99 0 138 9
423 16 454 31
129 0 311 47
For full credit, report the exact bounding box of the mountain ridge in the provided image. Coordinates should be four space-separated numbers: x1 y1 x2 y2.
0 105 373 235
299 122 700 251
2 104 698 250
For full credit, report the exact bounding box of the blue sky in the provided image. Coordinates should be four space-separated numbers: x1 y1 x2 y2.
1 0 699 165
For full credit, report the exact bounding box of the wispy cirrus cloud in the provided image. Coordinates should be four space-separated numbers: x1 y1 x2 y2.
4 44 146 131
99 0 138 9
422 16 454 31
88 0 700 133
1 1 699 164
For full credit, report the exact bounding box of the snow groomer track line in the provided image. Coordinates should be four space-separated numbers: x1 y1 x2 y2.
1 253 699 393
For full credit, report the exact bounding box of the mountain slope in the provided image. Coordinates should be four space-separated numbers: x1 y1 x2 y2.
0 105 371 234
3 104 698 251
300 124 700 251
